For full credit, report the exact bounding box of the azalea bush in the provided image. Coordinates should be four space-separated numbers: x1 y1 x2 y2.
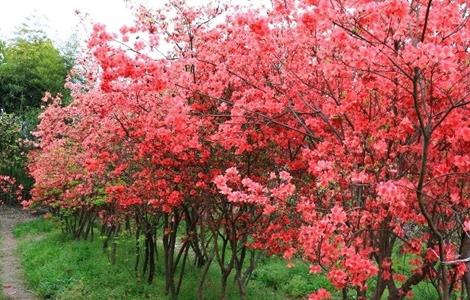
29 0 470 299
0 175 23 205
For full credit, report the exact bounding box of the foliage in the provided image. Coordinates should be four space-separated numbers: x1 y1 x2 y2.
0 31 72 203
28 0 470 299
0 38 69 113
0 112 22 170
0 112 26 204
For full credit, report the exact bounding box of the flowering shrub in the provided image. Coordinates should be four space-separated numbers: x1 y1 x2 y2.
0 175 23 205
29 0 470 299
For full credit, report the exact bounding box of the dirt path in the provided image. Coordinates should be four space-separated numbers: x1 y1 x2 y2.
0 206 37 300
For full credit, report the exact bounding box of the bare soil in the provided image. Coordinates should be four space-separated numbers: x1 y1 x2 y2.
0 206 37 300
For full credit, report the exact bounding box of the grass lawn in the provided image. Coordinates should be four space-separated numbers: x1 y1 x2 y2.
13 218 441 299
13 218 329 299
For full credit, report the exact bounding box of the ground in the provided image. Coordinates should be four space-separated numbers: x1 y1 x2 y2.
0 206 440 299
0 206 36 300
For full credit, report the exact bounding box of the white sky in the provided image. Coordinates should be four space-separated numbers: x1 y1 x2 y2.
0 0 136 43
0 0 269 47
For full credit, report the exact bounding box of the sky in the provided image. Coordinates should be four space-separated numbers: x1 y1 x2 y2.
0 0 145 45
0 0 268 47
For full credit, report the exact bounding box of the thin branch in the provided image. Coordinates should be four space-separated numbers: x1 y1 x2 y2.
421 0 433 42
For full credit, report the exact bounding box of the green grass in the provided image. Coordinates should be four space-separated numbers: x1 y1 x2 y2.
364 247 439 299
253 257 333 298
13 218 442 299
15 218 320 300
391 253 438 300
14 217 55 238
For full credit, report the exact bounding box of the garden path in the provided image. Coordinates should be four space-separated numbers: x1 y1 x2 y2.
0 206 36 300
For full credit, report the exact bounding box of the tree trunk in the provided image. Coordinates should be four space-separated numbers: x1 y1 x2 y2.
460 232 470 298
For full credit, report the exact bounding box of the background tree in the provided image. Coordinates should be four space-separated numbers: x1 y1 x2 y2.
0 37 68 114
0 27 73 203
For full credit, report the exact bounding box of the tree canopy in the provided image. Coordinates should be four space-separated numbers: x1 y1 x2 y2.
14 0 470 299
0 38 68 113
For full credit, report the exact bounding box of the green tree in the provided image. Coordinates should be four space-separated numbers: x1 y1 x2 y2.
0 38 68 113
0 30 72 203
